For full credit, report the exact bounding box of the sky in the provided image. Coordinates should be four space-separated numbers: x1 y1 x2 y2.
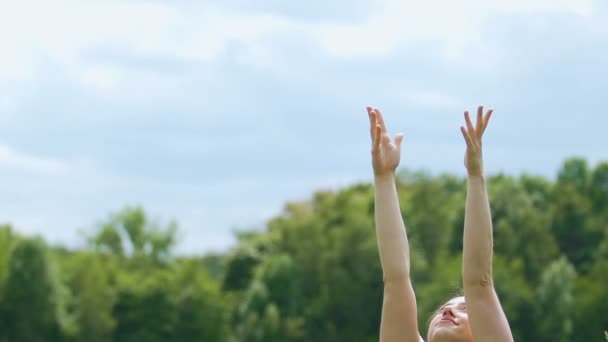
0 0 607 255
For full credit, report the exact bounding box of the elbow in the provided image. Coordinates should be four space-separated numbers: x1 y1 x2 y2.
462 257 494 289
462 270 493 289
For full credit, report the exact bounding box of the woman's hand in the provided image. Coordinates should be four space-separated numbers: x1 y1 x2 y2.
460 106 493 177
367 106 404 178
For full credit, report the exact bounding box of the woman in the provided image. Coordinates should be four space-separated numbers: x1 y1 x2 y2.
367 105 513 342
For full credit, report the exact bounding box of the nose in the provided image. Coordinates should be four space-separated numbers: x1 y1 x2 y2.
442 306 456 317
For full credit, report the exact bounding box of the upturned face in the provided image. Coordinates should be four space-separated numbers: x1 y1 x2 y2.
427 296 474 342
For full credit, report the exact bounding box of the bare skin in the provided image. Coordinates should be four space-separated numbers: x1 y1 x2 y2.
367 106 421 342
368 105 513 342
427 296 473 342
459 106 513 341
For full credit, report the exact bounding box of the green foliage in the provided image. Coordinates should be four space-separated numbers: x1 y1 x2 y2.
552 159 604 272
62 252 116 342
0 238 73 341
112 271 177 342
224 158 608 341
0 225 18 286
0 157 606 341
88 206 177 264
492 256 533 341
400 172 463 267
534 256 577 342
573 257 608 341
228 185 384 341
488 175 558 283
222 245 263 292
172 259 232 341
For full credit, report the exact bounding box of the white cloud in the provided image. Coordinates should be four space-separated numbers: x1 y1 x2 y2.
0 0 603 256
400 89 462 109
0 0 598 98
72 62 185 100
78 64 123 91
0 1 301 99
313 0 593 63
487 0 593 16
0 144 70 174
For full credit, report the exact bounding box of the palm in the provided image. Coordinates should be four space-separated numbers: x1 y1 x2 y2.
460 106 493 176
367 107 404 176
374 138 400 172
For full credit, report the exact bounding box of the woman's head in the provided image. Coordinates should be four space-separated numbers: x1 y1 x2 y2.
427 296 473 342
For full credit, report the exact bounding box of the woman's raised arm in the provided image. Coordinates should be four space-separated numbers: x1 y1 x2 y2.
367 107 422 342
460 106 513 342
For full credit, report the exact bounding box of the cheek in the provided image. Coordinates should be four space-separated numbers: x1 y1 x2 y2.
428 315 441 331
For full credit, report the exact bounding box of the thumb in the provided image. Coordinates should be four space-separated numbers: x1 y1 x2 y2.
394 133 404 147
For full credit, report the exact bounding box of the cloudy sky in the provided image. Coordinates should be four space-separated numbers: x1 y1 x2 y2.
0 0 606 254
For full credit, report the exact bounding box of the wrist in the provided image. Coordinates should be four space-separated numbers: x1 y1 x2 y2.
374 172 396 184
466 164 484 179
467 173 486 183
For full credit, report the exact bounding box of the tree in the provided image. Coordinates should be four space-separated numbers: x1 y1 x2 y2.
589 162 608 213
557 158 590 191
398 171 462 266
222 245 263 292
0 224 18 285
1 238 72 342
112 271 177 342
89 206 178 264
172 260 231 341
573 257 608 341
550 182 598 271
534 256 577 342
66 253 116 342
488 175 558 283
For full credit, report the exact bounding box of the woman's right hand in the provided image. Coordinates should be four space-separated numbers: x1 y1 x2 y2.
367 106 404 178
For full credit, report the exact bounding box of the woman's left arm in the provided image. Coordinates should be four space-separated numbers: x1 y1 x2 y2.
460 106 513 342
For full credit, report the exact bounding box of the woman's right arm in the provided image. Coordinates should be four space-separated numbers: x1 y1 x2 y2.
368 107 422 342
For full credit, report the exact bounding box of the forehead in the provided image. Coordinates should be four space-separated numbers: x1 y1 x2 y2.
445 296 465 306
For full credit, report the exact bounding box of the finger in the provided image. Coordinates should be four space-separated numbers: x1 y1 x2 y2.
374 108 387 133
394 133 404 145
368 108 377 140
481 109 493 135
464 111 475 135
460 126 472 146
476 105 483 138
373 124 382 151
394 133 404 148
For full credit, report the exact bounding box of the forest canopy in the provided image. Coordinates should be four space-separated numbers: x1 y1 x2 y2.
0 157 606 341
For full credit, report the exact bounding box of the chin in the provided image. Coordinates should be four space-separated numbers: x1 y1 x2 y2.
428 327 468 342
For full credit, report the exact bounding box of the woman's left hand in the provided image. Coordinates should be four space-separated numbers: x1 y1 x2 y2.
460 105 493 177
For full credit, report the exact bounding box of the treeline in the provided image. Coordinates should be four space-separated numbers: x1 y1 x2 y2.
0 157 606 341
